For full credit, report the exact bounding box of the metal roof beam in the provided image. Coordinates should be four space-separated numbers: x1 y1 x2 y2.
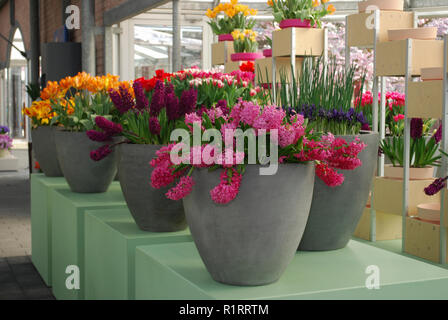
104 0 170 26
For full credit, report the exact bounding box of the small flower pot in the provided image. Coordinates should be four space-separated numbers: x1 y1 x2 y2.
183 163 315 286
262 49 272 58
54 130 118 193
358 0 404 13
230 52 263 62
384 164 435 180
117 144 187 232
417 202 440 224
279 19 316 29
218 34 234 42
298 131 380 251
388 27 438 41
31 126 63 177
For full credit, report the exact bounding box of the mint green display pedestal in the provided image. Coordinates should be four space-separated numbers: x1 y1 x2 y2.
51 184 126 300
135 240 448 300
85 208 192 300
31 174 68 286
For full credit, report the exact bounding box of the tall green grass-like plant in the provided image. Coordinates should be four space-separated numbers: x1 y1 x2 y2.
272 56 367 135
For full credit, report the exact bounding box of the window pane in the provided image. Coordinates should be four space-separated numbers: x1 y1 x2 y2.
134 25 203 78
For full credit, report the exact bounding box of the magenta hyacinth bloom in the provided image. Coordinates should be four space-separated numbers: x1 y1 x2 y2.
86 130 111 142
179 88 198 115
433 124 442 144
149 117 161 136
95 116 123 135
109 86 134 114
424 177 447 196
410 118 423 139
119 85 135 113
133 81 149 110
150 81 165 116
90 145 112 162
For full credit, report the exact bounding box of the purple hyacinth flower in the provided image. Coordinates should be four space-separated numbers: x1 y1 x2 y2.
150 81 165 117
433 124 442 144
424 177 447 196
90 145 112 162
166 92 180 121
86 130 111 142
133 81 149 110
0 126 10 134
216 100 228 116
411 118 423 139
179 88 198 115
149 117 161 136
119 86 135 113
95 116 123 135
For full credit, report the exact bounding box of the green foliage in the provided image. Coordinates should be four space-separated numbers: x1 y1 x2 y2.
380 136 441 168
51 92 117 132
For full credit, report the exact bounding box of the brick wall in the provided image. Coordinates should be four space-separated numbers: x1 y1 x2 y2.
0 0 138 75
0 0 31 67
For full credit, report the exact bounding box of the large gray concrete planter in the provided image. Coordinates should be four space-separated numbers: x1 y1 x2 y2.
298 131 380 251
117 144 187 232
54 130 118 193
183 163 315 286
31 127 63 177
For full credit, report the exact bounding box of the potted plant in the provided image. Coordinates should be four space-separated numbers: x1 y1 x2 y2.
150 96 364 286
380 119 441 180
206 0 257 41
0 126 13 158
23 84 64 177
268 0 335 29
263 36 273 57
230 29 263 62
90 68 264 232
275 57 378 251
49 72 123 193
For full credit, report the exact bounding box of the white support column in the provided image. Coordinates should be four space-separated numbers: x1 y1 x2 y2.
172 0 181 72
440 35 448 265
402 39 413 253
81 0 96 75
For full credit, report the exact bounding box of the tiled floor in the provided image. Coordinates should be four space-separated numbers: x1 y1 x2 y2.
0 169 55 300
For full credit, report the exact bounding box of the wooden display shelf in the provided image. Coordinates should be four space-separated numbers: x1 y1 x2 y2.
212 41 234 66
255 57 303 84
347 11 414 48
372 177 439 216
405 217 448 263
354 207 402 241
376 40 444 77
272 27 324 57
407 80 443 119
224 61 241 73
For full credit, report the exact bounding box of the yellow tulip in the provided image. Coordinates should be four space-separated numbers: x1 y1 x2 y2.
312 0 319 7
327 4 336 14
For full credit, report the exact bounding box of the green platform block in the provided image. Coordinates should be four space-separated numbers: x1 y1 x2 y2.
85 208 192 300
31 174 68 286
51 183 127 300
135 240 448 300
